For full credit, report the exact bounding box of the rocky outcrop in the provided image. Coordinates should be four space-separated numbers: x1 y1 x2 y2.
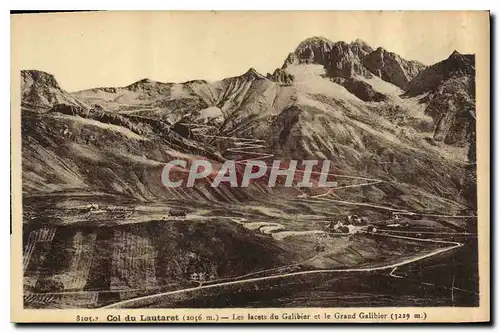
267 68 294 85
405 51 475 97
242 67 266 80
20 37 477 212
24 219 303 307
21 70 88 109
282 52 299 68
331 77 387 102
22 70 60 90
282 37 373 78
283 37 333 66
281 37 425 86
362 47 426 89
48 103 88 116
404 51 475 145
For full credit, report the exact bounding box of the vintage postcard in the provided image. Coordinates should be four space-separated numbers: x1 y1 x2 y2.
10 11 490 323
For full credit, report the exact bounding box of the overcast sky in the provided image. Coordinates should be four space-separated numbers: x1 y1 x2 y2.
12 11 487 92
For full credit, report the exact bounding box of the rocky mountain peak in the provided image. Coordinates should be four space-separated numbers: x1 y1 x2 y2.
353 38 370 45
285 36 334 68
445 50 475 73
273 36 430 101
362 47 425 89
350 38 374 56
21 69 87 109
266 68 294 85
295 36 334 51
283 37 372 78
126 78 159 90
21 70 61 90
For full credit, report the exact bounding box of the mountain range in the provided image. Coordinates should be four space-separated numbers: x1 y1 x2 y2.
20 36 477 215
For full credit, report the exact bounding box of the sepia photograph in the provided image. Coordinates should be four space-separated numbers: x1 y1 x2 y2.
10 10 490 323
